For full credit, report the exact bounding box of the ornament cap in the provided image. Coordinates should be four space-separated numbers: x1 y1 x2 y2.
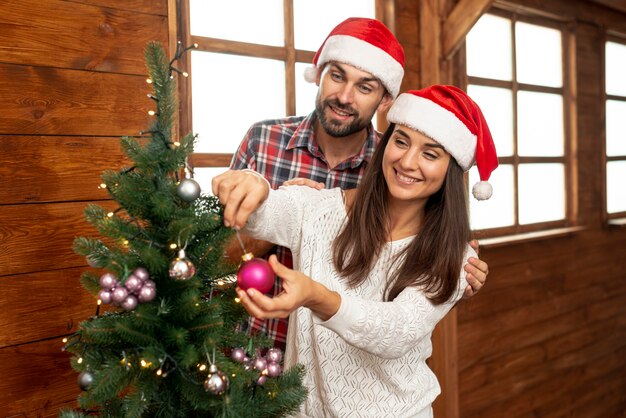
241 252 254 262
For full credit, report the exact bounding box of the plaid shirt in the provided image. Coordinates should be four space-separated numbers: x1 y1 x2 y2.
230 112 381 349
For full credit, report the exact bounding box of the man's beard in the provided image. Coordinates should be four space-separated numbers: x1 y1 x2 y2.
315 97 372 138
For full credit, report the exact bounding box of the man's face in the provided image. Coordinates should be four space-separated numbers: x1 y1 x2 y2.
314 62 390 138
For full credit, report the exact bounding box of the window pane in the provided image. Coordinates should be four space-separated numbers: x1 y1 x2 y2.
466 14 512 81
606 100 626 157
468 85 514 157
189 0 284 46
519 163 565 224
469 165 515 230
191 51 286 153
606 42 626 96
294 0 375 51
194 167 229 195
516 22 562 87
607 161 626 214
517 91 564 156
295 62 319 116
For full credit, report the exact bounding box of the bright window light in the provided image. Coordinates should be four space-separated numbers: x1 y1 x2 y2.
516 22 562 87
606 42 626 96
466 14 512 81
191 51 286 153
190 0 284 46
293 0 375 51
606 100 626 157
469 165 515 230
518 163 565 224
517 91 564 157
607 161 626 213
468 85 514 157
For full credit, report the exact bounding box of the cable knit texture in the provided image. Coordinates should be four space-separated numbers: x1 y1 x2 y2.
244 186 473 418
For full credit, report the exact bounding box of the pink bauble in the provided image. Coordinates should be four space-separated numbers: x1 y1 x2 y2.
266 347 282 363
266 361 282 377
137 285 157 303
133 267 149 282
237 257 274 294
99 273 118 290
111 286 129 304
230 347 246 363
124 275 142 294
121 295 138 311
252 356 268 372
98 289 112 304
143 279 156 289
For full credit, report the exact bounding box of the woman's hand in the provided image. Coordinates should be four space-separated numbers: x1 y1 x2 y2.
211 170 270 229
236 255 341 321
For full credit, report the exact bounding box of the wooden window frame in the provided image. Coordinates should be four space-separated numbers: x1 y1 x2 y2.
603 33 626 225
176 0 389 171
463 8 578 238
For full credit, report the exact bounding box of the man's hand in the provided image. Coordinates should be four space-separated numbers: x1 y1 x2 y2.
463 239 488 299
282 177 325 190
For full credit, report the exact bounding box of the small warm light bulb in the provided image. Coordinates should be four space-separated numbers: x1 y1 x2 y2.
156 369 163 376
169 243 177 249
99 183 107 189
122 240 129 246
234 297 241 303
193 43 198 48
146 78 153 84
217 280 224 286
195 303 199 307
140 359 147 367
97 299 102 305
199 364 207 371
182 72 189 77
77 357 83 364
62 337 68 343
148 110 156 116
173 141 181 147
232 373 236 377
107 212 114 218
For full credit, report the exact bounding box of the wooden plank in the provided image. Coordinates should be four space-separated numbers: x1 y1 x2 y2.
0 0 167 74
0 201 115 277
0 64 152 136
0 136 130 205
419 0 441 86
0 338 79 417
443 0 495 60
0 267 98 348
76 0 168 15
430 310 459 418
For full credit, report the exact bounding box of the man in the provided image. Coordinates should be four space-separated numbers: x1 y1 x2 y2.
227 17 488 349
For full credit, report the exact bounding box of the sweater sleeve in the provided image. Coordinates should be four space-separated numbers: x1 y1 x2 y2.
242 186 314 251
316 245 476 359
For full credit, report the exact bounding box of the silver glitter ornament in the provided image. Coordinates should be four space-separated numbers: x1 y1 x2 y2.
176 178 201 202
77 371 94 391
204 364 229 395
169 249 196 280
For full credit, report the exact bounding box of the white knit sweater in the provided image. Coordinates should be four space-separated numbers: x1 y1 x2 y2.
244 186 473 418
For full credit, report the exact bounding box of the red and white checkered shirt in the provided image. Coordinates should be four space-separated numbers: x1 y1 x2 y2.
230 112 381 349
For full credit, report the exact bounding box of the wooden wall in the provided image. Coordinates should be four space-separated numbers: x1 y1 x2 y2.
0 0 168 415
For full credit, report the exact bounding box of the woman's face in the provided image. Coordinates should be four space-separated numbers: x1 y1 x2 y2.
382 125 451 205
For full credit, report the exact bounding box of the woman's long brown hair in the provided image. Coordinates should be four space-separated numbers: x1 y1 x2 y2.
332 123 470 305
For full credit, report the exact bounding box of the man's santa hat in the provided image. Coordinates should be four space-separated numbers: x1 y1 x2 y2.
303 17 405 98
387 85 498 200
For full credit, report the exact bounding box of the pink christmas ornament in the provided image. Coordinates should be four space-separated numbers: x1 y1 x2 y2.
237 253 274 294
124 275 142 294
99 273 118 290
266 347 282 363
121 295 138 311
230 347 246 363
112 287 129 304
98 289 112 304
137 285 157 303
133 267 150 282
266 361 282 377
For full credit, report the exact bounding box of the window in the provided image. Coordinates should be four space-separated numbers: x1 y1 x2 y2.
605 40 626 219
181 1 377 188
465 12 574 235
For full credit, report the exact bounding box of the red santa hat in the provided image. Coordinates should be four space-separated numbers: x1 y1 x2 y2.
303 17 405 98
387 85 498 200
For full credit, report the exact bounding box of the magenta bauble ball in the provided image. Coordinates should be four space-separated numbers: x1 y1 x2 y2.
137 285 157 303
237 256 274 294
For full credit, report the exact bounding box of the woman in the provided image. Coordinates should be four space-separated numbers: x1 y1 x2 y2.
213 85 498 418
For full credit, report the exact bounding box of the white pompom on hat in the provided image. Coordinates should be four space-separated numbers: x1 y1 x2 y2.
303 17 405 98
387 85 498 200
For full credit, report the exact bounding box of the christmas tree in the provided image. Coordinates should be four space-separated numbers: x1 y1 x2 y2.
60 42 306 418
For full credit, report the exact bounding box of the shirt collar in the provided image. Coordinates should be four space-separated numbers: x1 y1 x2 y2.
287 112 379 168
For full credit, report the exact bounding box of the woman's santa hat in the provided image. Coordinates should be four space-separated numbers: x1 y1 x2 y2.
387 85 498 200
303 17 405 98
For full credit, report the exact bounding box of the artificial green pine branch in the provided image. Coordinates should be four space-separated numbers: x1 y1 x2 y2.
62 41 306 418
